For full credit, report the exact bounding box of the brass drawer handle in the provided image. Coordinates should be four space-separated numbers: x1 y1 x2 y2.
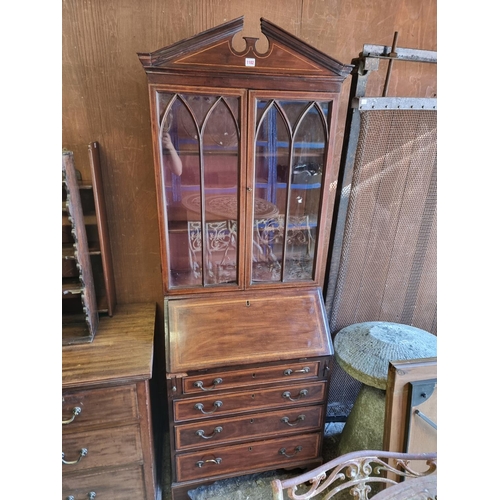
282 389 308 402
279 445 302 458
196 426 223 439
283 367 310 376
62 406 82 425
281 414 306 427
194 400 223 414
194 378 223 391
62 448 88 465
196 457 222 467
66 493 96 500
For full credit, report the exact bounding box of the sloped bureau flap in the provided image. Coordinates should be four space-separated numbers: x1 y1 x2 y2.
165 287 333 372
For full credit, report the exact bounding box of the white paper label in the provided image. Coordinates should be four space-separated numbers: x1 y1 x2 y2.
245 58 256 67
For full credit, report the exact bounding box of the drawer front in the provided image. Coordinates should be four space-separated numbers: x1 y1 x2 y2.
175 432 322 482
62 385 138 430
62 465 145 499
173 381 326 422
62 424 143 473
175 405 324 451
182 360 323 395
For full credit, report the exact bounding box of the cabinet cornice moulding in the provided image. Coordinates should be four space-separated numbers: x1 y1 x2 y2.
138 16 353 81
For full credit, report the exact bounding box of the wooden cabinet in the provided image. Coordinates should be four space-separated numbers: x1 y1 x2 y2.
62 303 159 500
138 16 351 499
164 288 333 498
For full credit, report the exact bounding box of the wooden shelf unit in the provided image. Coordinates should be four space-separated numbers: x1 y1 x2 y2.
62 142 116 345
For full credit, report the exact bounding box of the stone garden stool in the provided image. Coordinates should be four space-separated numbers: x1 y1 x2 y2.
334 321 437 456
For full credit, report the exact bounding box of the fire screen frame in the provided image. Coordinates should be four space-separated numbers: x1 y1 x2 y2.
324 39 437 421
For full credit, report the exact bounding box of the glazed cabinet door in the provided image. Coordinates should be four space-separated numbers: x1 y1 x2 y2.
247 91 340 287
149 86 340 293
149 85 247 292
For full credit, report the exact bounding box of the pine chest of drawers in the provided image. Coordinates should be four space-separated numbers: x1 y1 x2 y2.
164 288 334 499
62 303 159 500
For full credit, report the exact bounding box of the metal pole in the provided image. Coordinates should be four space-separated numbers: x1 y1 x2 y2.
382 31 399 97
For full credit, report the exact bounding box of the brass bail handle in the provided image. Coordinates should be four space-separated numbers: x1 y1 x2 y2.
196 457 222 468
62 448 88 465
279 446 302 458
282 389 308 402
283 367 310 376
62 406 82 425
194 378 223 391
281 414 306 427
196 426 223 439
66 493 96 500
194 400 223 414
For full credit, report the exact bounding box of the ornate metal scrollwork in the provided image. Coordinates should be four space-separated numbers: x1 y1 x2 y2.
271 450 437 500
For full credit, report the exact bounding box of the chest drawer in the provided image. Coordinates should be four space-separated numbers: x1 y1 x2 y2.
175 432 322 482
62 465 145 499
174 404 324 451
173 381 327 422
181 360 323 395
62 385 138 430
62 424 143 473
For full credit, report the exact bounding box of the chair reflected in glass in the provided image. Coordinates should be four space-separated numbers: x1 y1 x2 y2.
253 215 315 282
187 219 238 284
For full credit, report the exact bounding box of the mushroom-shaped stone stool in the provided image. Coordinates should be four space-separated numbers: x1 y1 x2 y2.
334 321 437 456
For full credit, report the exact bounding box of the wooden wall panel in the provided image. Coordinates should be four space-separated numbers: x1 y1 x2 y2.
62 0 436 308
299 0 437 167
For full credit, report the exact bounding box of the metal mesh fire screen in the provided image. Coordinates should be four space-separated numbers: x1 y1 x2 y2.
324 42 437 420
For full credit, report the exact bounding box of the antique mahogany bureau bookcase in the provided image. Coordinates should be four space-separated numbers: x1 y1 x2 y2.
138 17 352 499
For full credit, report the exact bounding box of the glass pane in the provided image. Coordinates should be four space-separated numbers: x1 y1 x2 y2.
159 95 202 287
252 101 289 282
158 92 240 288
285 102 326 280
202 98 239 284
252 98 330 283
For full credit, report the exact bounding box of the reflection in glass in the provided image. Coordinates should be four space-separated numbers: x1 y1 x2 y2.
157 92 240 288
252 99 330 283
